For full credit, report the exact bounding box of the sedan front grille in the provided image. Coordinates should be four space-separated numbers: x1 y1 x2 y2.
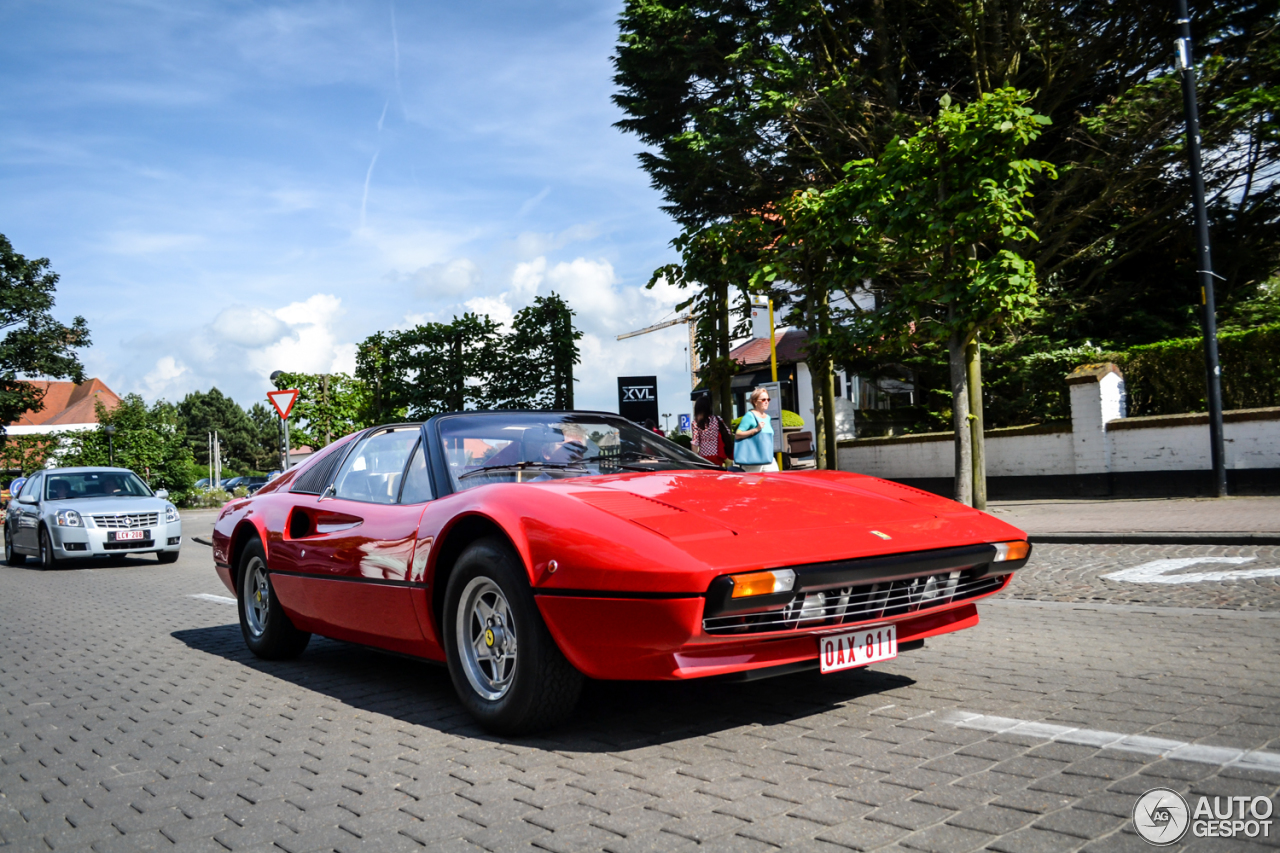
91 512 159 529
702 567 1005 635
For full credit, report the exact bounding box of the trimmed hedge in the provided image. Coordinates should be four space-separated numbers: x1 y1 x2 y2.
1113 323 1280 416
731 409 807 429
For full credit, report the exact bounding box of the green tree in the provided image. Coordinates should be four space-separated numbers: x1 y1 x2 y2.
498 294 583 410
0 234 91 428
61 396 196 498
825 89 1055 506
247 402 283 471
613 0 1280 435
176 388 262 475
270 372 369 448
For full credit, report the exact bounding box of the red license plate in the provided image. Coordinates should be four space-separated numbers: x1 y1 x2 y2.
113 530 147 541
819 623 897 674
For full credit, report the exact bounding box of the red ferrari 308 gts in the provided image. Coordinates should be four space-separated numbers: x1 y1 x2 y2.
212 411 1030 734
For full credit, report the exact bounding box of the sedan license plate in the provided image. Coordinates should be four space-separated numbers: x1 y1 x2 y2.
819 624 897 674
111 530 147 541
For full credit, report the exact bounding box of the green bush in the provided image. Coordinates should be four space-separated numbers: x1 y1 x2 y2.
731 409 806 429
1114 323 1280 416
183 488 233 508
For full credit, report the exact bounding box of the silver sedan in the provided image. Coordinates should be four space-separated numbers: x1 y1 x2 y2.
4 467 182 569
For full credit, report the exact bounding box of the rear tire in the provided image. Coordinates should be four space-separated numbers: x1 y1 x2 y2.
4 526 25 566
443 538 583 735
238 539 310 659
38 527 56 571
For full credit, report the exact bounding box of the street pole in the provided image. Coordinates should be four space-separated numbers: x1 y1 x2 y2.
282 416 291 470
768 298 782 471
1175 0 1228 497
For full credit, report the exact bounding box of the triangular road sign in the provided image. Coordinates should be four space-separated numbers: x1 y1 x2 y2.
268 389 300 420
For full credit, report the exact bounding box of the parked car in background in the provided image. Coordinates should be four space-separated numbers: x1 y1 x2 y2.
243 477 269 494
192 478 212 491
213 411 1030 734
5 467 182 569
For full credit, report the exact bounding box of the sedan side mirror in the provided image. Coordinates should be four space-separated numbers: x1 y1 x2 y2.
17 494 36 505
155 489 169 499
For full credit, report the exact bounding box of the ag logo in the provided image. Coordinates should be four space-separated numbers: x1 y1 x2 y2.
1133 787 1189 845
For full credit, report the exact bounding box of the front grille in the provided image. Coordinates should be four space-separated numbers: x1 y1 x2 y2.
92 512 159 529
702 567 1005 635
104 540 155 551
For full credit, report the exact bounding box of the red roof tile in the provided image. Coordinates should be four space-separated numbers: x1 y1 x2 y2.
729 329 810 367
11 379 120 426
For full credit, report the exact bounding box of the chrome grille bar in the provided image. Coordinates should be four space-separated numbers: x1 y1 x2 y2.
702 573 1004 634
90 512 160 529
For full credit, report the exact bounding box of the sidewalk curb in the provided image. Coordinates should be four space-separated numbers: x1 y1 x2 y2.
1029 532 1280 546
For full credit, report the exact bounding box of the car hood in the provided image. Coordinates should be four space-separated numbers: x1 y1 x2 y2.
552 470 1025 570
53 497 171 516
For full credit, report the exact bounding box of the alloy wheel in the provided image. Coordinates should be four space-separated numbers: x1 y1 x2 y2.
456 576 518 701
245 557 270 638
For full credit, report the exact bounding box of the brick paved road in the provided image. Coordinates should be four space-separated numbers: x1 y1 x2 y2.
2 534 1278 852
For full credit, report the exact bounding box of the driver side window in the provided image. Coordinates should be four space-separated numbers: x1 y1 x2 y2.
331 429 417 504
21 474 42 501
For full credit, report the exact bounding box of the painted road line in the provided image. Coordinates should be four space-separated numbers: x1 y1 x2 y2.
945 711 1280 774
1102 556 1280 584
188 593 237 606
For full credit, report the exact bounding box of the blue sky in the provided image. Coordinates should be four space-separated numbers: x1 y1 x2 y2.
1 0 701 423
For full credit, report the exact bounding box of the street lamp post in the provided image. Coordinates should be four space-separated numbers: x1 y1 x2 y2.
662 413 671 434
1174 0 1228 497
104 425 116 467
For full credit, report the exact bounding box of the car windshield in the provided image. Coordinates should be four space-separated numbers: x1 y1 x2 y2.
438 413 716 492
45 471 153 501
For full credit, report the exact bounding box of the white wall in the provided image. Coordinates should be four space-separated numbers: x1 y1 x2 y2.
836 368 1280 482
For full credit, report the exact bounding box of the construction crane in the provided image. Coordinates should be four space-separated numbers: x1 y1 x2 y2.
617 314 698 389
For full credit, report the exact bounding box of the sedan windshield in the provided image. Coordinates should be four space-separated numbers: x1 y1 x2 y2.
45 471 153 501
438 413 716 492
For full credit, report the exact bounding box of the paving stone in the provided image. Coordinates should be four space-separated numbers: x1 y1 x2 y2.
946 804 1037 835
898 822 996 852
3 540 1279 853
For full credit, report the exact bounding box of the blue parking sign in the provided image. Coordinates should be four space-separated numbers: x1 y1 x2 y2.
678 414 692 433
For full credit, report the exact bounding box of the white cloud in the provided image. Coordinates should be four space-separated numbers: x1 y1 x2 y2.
258 294 352 375
463 296 515 326
211 305 290 348
413 258 482 298
142 356 189 400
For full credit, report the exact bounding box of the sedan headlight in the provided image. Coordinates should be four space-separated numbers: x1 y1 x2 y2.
165 505 180 523
55 509 82 527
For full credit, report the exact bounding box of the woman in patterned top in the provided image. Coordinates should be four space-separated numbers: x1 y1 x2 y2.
690 394 732 467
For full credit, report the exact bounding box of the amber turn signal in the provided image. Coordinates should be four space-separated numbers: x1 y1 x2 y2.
730 568 796 598
992 540 1030 562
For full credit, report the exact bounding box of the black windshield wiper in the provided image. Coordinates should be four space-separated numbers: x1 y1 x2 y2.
578 452 694 471
457 461 586 481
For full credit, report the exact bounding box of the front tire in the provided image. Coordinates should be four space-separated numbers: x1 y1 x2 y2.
443 538 583 735
157 551 179 564
238 539 310 659
4 526 25 566
38 527 56 570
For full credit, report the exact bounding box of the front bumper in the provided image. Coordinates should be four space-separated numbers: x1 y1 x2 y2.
50 520 183 557
534 541 1025 681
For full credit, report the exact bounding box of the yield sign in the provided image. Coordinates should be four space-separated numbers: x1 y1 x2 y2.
268 389 299 420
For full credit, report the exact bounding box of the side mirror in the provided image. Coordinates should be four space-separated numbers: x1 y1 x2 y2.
155 489 169 499
17 494 36 505
317 483 336 502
